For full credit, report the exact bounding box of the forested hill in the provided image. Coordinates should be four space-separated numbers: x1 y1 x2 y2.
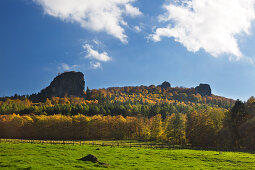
0 81 234 117
87 83 234 109
1 73 254 149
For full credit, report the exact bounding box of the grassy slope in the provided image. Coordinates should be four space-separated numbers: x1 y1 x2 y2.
0 142 255 169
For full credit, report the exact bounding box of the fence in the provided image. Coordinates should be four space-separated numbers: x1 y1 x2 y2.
0 138 254 153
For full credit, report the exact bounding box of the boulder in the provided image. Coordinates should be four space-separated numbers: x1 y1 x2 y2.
78 154 98 163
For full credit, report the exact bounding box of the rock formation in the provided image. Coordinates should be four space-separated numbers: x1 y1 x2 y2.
159 81 171 89
195 84 211 96
78 154 98 163
78 154 108 166
30 71 85 102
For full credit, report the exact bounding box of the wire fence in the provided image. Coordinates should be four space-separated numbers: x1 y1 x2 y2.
0 138 254 153
0 138 175 149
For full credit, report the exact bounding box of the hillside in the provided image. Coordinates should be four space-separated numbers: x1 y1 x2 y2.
0 71 234 117
88 83 234 108
2 73 255 149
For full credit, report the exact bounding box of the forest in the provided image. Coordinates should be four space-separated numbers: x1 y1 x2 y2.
0 85 254 149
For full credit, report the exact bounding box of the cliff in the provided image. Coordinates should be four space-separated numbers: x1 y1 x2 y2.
30 71 85 102
195 84 212 96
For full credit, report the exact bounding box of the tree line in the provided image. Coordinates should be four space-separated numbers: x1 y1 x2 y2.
2 86 253 149
0 98 254 149
0 97 225 119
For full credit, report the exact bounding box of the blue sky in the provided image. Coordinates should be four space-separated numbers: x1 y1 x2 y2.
1 0 255 100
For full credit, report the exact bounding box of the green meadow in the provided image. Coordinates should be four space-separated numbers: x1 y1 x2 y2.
0 142 255 169
0 141 255 169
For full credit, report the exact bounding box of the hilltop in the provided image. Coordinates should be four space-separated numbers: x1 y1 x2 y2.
0 71 234 117
29 71 85 102
88 82 234 109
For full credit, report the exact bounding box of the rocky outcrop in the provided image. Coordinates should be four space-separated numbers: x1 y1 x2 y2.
78 154 108 166
195 84 211 96
30 71 85 102
158 81 171 89
78 154 98 163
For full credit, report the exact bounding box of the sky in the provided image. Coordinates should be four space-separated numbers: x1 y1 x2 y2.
1 0 255 100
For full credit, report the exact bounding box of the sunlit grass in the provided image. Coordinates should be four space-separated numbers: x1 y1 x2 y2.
0 141 255 169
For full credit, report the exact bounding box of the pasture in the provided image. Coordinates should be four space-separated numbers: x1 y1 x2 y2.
0 140 255 169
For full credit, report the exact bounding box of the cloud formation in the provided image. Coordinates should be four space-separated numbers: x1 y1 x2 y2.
83 44 112 62
83 42 111 69
149 0 255 60
58 63 78 71
33 0 141 43
90 61 102 69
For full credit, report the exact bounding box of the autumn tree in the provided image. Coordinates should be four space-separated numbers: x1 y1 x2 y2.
150 114 163 140
164 113 186 145
225 100 247 148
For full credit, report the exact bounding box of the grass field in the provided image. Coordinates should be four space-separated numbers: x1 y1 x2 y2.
0 141 255 169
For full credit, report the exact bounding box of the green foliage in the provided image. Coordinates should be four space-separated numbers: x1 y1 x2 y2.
164 113 187 145
186 108 225 147
220 98 255 149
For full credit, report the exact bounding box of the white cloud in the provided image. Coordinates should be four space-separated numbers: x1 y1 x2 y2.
83 43 112 69
83 44 112 62
90 61 102 69
125 4 142 17
33 0 141 43
149 0 255 60
134 25 141 32
58 63 78 71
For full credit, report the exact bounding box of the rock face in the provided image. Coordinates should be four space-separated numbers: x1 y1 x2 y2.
195 84 211 96
159 81 171 89
33 71 85 101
